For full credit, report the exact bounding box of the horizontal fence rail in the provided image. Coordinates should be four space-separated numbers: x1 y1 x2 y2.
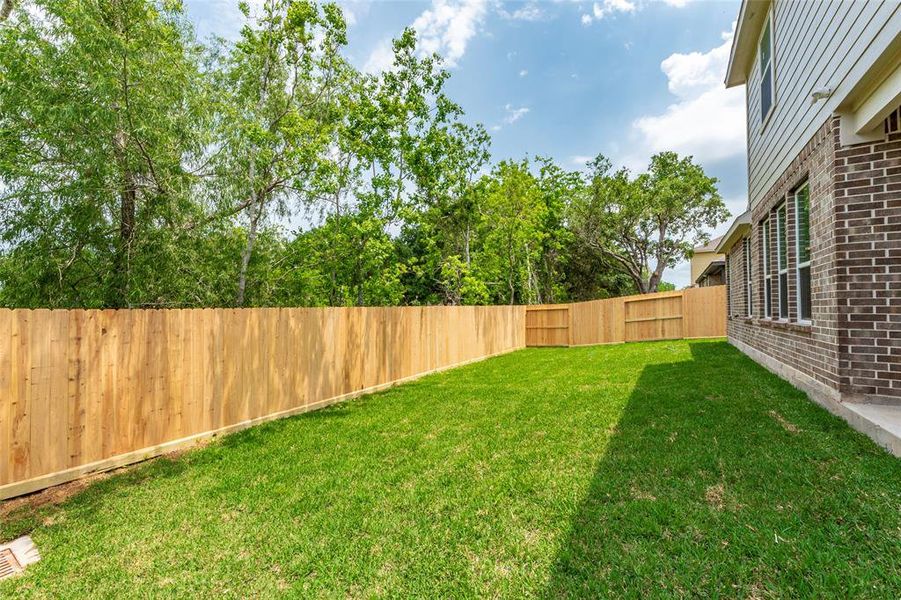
525 286 726 347
0 306 525 499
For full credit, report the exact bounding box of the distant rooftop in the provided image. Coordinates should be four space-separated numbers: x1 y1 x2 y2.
693 236 724 253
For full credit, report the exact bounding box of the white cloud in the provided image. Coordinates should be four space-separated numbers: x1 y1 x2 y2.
491 104 531 131
581 0 635 24
186 0 265 40
499 2 547 21
619 26 745 171
342 6 357 27
579 0 691 25
336 0 372 28
519 69 528 77
363 39 395 74
363 0 488 72
502 103 530 125
596 0 635 18
570 155 594 167
411 0 489 67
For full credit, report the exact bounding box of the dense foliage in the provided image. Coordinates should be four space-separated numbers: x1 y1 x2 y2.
0 0 727 308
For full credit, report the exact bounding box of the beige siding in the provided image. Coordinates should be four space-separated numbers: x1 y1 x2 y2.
746 0 900 208
690 251 725 284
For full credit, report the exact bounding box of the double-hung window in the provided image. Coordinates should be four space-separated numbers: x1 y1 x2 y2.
776 203 788 319
744 238 753 317
763 218 772 318
795 182 811 322
759 12 774 124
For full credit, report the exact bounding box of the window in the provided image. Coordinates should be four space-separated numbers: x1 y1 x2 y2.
725 255 731 316
763 218 772 318
744 238 753 317
777 203 788 319
795 182 811 322
759 12 774 124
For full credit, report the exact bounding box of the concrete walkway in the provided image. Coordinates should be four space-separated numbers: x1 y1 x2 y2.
844 403 901 457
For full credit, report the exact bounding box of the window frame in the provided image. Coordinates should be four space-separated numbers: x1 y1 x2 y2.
763 217 772 318
795 182 812 324
758 9 776 128
725 255 731 317
776 202 788 320
744 237 753 317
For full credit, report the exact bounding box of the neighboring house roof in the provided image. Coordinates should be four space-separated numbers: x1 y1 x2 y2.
696 260 725 285
715 211 751 254
725 0 772 88
693 236 724 254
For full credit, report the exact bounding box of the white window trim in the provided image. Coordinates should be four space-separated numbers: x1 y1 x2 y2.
759 9 776 131
776 202 788 321
744 238 753 317
763 218 772 318
795 183 812 325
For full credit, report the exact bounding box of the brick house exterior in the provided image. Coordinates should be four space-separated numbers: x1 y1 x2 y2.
718 1 900 431
723 109 900 404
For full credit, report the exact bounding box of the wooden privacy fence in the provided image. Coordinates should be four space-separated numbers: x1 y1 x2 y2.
0 306 525 499
0 287 725 499
525 286 726 347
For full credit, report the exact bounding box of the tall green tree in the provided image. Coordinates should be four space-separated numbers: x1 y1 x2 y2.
572 152 728 294
475 160 547 305
0 0 209 307
211 0 349 305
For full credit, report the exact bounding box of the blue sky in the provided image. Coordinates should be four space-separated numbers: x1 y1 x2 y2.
184 0 747 288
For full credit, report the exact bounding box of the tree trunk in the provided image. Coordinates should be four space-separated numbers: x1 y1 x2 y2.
109 125 135 308
0 0 15 22
236 8 274 305
464 223 471 268
236 195 263 306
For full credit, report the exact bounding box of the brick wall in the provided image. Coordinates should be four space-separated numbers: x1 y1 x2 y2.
834 107 901 401
728 116 843 394
727 107 901 402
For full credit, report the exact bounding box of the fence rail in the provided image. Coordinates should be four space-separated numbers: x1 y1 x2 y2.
525 286 726 346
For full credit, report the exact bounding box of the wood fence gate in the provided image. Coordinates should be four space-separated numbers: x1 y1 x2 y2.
524 286 726 347
524 305 571 347
623 292 683 342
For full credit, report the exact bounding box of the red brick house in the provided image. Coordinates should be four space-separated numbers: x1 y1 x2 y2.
717 1 900 453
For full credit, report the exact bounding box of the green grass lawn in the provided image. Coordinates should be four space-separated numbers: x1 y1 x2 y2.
2 339 900 598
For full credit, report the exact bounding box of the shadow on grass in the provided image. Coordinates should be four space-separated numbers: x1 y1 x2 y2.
0 453 191 541
542 340 901 598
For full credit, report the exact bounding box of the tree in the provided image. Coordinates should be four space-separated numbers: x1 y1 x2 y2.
1 1 717 310
211 0 349 305
572 152 728 294
0 0 210 307
559 237 636 301
476 160 547 305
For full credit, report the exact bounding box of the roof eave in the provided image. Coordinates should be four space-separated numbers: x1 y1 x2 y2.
715 211 751 254
724 0 771 89
695 260 726 285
